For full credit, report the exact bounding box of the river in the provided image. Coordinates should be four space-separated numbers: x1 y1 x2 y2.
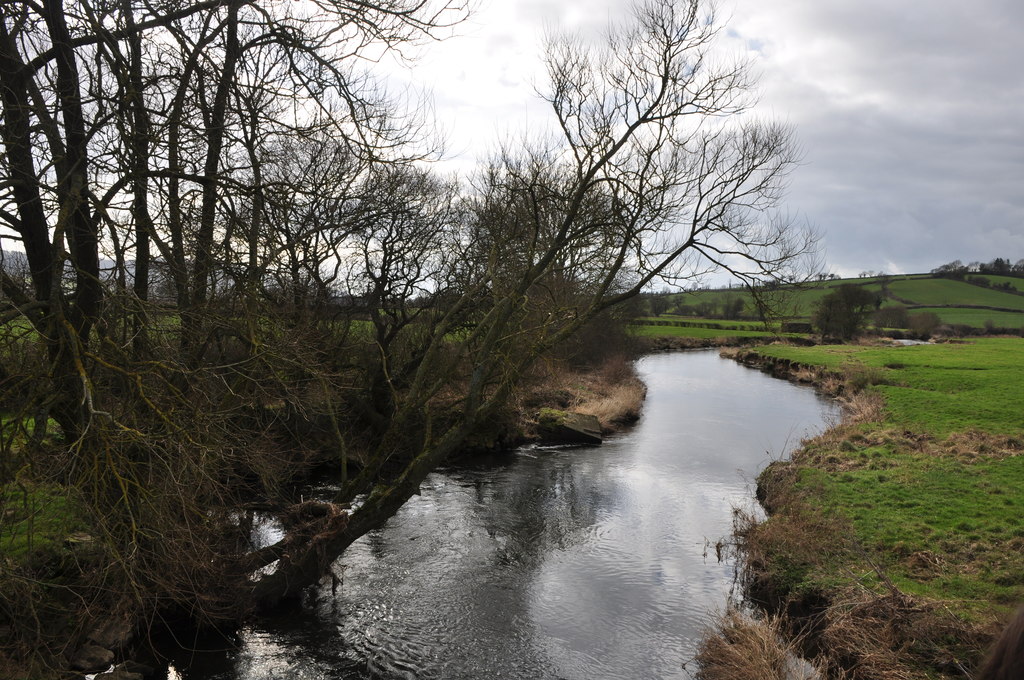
164 349 838 680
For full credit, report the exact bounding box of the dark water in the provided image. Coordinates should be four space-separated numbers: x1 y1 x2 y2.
165 350 837 680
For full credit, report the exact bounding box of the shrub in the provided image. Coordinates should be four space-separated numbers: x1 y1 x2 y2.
812 285 879 340
873 304 908 329
908 311 941 338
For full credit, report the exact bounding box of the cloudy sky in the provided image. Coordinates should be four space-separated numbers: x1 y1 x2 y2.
382 0 1024 281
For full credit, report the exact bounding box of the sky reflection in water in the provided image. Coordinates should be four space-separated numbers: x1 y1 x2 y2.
168 350 838 680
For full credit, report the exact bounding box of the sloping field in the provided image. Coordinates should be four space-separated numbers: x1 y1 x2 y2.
888 278 1024 310
661 274 1024 329
671 282 886 318
914 307 1024 328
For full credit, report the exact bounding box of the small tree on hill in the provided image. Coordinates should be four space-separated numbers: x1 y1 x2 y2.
649 295 671 317
720 294 745 320
813 285 878 340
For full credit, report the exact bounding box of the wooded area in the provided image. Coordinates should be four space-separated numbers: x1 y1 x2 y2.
0 0 811 670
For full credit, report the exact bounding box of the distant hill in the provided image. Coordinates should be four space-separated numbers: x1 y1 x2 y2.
657 273 1024 331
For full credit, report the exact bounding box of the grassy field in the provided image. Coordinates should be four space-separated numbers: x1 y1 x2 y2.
746 337 1024 614
661 274 1024 330
0 483 86 563
912 306 1024 328
754 339 1024 434
630 324 779 339
635 315 771 330
887 278 1024 310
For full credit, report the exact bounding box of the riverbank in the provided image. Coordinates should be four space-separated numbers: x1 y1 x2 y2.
701 338 1024 679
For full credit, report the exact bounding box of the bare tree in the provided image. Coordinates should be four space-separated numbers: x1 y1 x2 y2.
0 0 813 654
0 0 474 652
246 0 814 606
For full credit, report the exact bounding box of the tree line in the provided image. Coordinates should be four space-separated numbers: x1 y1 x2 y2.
932 258 1024 279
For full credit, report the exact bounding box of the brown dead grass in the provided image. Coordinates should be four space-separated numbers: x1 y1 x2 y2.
717 347 742 360
791 425 1024 473
694 609 824 680
526 354 647 434
572 375 646 432
840 389 887 424
814 588 994 680
940 430 1024 462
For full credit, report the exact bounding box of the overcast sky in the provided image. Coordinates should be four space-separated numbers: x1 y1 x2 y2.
383 0 1024 281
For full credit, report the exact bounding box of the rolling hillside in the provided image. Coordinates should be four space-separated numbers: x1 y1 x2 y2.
656 273 1024 331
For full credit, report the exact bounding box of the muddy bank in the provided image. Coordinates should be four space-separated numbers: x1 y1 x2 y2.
720 347 842 392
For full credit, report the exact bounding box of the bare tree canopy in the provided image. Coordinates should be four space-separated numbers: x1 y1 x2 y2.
0 0 812 658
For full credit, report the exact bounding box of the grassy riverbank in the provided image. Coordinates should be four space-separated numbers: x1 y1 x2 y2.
705 338 1024 679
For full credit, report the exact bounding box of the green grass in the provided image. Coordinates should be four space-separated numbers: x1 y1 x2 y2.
1 483 87 564
800 450 1024 607
889 278 1024 310
750 338 1024 618
753 338 1024 434
630 324 779 339
637 316 771 330
913 306 1024 328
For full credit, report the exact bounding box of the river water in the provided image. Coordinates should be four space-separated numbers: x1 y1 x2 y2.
165 350 837 680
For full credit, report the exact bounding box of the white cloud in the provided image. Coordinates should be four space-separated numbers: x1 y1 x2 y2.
388 0 1024 276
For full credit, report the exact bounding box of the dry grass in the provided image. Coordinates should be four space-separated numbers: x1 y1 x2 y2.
840 389 887 424
573 374 646 432
525 354 647 434
814 588 993 680
940 430 1024 462
717 347 742 360
694 609 824 680
792 425 1024 473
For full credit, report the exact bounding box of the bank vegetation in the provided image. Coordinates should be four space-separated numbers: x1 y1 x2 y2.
701 339 1024 680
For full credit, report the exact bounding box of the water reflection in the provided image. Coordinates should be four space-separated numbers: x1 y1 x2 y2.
167 350 837 680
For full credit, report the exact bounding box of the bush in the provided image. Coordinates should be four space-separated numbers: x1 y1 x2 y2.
812 285 879 340
873 304 908 329
908 311 941 338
